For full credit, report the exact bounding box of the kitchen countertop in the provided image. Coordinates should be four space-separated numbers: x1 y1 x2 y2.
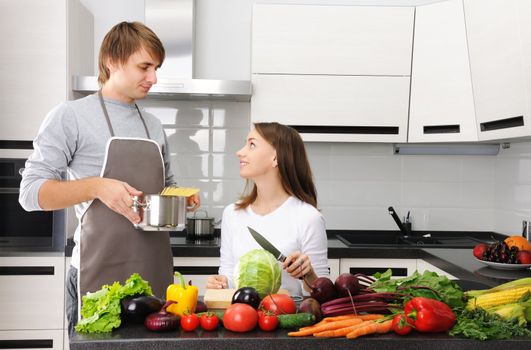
69 323 530 350
62 230 530 287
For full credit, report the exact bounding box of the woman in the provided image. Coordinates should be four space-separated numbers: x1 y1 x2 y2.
207 122 329 296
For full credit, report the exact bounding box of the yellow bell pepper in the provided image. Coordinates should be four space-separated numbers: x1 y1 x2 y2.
166 271 198 316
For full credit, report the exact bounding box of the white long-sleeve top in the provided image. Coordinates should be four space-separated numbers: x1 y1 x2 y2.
219 196 329 296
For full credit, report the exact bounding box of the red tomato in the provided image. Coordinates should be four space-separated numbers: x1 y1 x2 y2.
392 314 413 335
260 294 296 315
181 313 200 332
200 313 219 331
223 303 258 332
258 311 278 331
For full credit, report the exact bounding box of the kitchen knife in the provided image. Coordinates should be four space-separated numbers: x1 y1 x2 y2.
247 226 287 262
247 226 305 281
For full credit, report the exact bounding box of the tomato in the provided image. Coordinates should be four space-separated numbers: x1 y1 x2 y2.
260 294 296 315
200 313 219 331
180 313 200 332
223 303 258 332
392 314 413 335
258 311 278 331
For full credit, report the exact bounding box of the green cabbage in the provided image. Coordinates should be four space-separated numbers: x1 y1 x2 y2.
234 249 282 298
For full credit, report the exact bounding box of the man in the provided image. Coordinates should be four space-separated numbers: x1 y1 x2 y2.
19 21 199 335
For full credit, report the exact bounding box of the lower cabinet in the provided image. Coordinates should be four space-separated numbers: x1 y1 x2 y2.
328 258 340 282
0 330 64 350
173 257 220 296
0 255 65 350
339 258 417 278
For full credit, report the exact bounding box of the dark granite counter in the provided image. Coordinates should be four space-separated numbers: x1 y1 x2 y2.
70 323 530 350
64 230 530 288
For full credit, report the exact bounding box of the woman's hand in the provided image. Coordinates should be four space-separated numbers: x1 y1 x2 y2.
283 252 314 279
283 252 318 292
206 275 228 289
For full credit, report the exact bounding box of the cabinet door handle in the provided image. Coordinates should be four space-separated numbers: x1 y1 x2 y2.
173 266 219 275
0 339 53 349
480 116 524 132
290 125 399 135
0 140 33 150
0 266 54 276
349 267 408 277
423 124 460 134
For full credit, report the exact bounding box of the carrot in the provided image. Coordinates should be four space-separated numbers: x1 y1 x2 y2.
346 319 393 339
313 320 373 338
287 317 364 337
303 314 361 329
357 314 385 321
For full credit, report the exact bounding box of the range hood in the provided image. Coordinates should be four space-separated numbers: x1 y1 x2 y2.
72 0 251 102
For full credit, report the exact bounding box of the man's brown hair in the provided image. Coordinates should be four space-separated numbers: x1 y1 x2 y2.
236 122 318 210
98 21 165 85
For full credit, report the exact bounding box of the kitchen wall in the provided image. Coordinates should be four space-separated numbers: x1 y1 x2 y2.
75 0 531 236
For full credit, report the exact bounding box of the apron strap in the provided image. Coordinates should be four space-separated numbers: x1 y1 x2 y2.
98 90 151 139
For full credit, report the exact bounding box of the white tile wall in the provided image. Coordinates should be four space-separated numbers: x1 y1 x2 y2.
140 101 531 236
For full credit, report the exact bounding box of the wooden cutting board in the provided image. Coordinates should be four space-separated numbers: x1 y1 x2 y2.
203 288 289 309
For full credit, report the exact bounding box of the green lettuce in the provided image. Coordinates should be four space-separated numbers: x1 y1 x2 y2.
234 249 282 298
75 273 153 333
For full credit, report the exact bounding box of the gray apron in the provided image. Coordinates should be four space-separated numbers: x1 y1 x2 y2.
78 91 173 299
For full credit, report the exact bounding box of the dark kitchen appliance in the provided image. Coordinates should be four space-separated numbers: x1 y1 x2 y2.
0 158 64 250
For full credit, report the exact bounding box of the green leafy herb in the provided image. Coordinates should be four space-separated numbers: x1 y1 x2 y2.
449 308 531 340
75 273 153 333
370 269 465 309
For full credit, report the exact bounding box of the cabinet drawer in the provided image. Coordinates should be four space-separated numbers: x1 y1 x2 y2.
173 258 220 296
0 257 65 330
339 258 417 278
0 329 63 350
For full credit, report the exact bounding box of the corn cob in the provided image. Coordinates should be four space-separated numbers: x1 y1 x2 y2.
466 287 531 311
465 277 531 298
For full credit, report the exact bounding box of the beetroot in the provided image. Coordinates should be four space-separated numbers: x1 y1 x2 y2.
299 297 322 322
334 273 360 297
309 277 337 304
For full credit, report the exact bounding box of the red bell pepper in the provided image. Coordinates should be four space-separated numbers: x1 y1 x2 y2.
404 297 456 333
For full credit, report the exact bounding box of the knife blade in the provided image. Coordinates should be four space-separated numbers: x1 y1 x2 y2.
247 226 305 281
247 226 287 262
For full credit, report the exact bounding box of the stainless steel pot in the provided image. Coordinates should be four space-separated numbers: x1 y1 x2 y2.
131 194 186 231
186 209 218 241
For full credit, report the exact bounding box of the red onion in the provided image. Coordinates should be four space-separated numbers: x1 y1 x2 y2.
144 301 180 332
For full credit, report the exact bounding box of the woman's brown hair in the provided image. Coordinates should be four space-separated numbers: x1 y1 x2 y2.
236 122 318 209
98 21 165 85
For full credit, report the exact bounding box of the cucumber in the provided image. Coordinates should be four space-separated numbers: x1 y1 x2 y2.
277 313 316 329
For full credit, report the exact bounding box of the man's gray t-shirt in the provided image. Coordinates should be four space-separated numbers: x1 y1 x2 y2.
19 94 176 268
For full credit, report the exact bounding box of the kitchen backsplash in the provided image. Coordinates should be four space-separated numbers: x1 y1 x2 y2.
138 101 530 236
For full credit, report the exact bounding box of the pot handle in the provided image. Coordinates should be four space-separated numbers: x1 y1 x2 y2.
193 208 209 219
131 196 150 209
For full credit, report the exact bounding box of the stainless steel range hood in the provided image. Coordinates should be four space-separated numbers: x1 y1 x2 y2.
72 0 251 102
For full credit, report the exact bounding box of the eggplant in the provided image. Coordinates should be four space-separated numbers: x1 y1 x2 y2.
121 294 164 324
231 287 261 309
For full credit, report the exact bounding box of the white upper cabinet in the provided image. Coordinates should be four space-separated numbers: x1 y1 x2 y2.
251 4 414 142
0 0 92 142
409 0 477 142
252 4 414 76
464 0 530 141
252 74 410 142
